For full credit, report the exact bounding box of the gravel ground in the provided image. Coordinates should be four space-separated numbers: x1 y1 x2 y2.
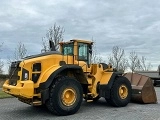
0 87 160 120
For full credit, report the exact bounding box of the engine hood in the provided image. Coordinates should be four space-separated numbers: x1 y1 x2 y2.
24 51 61 60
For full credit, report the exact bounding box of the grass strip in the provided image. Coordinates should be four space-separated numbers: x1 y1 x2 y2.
0 90 13 99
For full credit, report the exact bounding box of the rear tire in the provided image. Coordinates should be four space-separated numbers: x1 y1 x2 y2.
46 76 83 116
106 76 131 107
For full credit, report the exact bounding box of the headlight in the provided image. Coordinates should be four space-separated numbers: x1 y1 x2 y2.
24 72 28 80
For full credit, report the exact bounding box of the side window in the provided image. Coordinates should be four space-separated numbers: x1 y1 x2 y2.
78 43 88 60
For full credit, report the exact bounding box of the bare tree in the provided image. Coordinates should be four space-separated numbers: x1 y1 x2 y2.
8 41 27 65
113 46 124 69
91 38 104 63
14 41 27 60
119 58 128 72
128 51 139 72
128 51 152 72
91 39 98 63
42 23 65 52
108 55 115 66
139 56 152 71
41 37 48 52
0 43 4 74
7 42 27 73
0 60 3 74
135 59 142 71
108 46 127 72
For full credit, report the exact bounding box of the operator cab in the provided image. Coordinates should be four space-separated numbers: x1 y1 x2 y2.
60 39 93 65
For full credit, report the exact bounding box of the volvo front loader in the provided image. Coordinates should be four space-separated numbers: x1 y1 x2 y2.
3 39 156 116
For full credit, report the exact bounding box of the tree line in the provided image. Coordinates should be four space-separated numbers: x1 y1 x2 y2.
108 46 152 72
0 23 152 74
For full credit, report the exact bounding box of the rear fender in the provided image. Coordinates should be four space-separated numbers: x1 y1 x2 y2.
99 72 122 99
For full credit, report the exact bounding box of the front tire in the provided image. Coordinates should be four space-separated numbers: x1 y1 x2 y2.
106 76 131 107
46 76 83 116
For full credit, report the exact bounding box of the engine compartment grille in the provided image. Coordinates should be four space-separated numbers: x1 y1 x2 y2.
9 61 21 86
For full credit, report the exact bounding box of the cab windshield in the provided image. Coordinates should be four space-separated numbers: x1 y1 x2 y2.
62 43 74 55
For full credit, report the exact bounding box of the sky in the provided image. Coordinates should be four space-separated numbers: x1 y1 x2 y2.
0 0 160 73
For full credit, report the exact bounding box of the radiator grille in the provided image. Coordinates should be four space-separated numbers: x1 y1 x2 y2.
8 61 21 86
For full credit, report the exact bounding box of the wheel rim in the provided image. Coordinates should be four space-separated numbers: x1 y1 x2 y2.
61 88 77 106
119 85 128 99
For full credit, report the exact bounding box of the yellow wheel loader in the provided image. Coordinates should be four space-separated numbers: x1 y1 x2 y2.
2 39 157 116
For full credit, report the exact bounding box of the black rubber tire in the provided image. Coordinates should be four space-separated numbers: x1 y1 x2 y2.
106 76 131 107
46 76 83 116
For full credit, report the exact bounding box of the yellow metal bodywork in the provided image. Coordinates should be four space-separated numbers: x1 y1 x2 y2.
2 54 71 99
87 64 114 98
3 80 34 98
3 39 114 105
100 72 113 84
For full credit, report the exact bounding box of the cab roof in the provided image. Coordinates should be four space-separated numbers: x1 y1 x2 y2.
59 39 93 44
